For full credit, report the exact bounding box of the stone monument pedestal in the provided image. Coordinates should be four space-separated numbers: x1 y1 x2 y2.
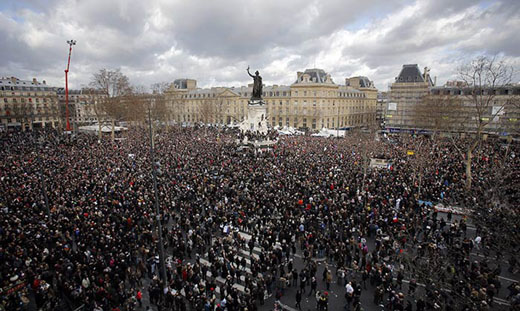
239 100 268 134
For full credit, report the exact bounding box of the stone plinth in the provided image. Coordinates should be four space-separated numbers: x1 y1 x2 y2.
239 100 268 134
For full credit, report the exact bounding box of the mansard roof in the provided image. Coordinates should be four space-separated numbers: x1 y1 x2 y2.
357 76 372 88
395 64 425 83
294 68 334 84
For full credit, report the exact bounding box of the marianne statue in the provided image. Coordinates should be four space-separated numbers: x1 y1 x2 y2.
247 66 263 101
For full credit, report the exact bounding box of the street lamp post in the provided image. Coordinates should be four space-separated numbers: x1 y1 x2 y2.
148 102 168 291
64 40 76 132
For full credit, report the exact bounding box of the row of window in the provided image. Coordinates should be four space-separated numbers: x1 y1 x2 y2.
268 116 367 128
266 106 369 114
431 89 520 96
1 91 93 100
0 112 59 119
180 89 367 99
3 98 56 103
1 106 57 111
0 85 55 92
176 113 371 128
0 92 57 97
179 98 367 109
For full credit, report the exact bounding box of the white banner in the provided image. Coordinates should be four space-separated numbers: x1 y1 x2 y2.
492 106 505 116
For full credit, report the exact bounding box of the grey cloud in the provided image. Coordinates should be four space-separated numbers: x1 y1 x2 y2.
421 0 478 19
0 0 519 91
161 0 400 58
330 0 520 88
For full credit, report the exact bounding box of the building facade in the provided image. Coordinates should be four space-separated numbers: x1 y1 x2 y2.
60 88 107 127
387 65 520 136
167 69 378 130
386 64 434 131
376 92 388 127
0 77 107 131
0 77 60 130
425 85 520 136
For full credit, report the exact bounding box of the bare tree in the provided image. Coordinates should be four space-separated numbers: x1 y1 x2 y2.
481 86 520 207
498 88 520 137
163 85 185 126
12 99 33 131
81 88 107 139
412 94 465 138
214 96 226 125
150 83 171 129
150 82 171 95
89 69 132 141
122 92 147 127
199 99 214 125
456 56 514 190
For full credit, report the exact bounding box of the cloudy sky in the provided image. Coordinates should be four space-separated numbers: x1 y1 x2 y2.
1 0 519 91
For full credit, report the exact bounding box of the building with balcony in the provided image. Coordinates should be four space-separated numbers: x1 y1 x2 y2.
0 77 108 131
0 77 60 130
58 88 108 129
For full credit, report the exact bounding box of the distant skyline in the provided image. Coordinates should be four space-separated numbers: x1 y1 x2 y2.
0 0 519 91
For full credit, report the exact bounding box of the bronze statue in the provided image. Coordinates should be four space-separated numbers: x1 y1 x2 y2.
247 66 262 100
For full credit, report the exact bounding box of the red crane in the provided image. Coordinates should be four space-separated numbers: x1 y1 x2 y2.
64 40 76 132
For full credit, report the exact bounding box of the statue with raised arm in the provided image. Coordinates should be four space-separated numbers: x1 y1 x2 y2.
247 66 263 101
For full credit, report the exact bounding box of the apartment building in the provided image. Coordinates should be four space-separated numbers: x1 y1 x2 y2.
167 69 378 130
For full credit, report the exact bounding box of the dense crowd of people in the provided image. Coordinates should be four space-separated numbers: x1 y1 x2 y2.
0 126 519 311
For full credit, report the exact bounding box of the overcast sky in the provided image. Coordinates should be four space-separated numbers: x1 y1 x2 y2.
1 0 519 91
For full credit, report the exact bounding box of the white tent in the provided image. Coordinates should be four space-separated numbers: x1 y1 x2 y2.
311 128 345 137
277 126 304 136
78 124 128 133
